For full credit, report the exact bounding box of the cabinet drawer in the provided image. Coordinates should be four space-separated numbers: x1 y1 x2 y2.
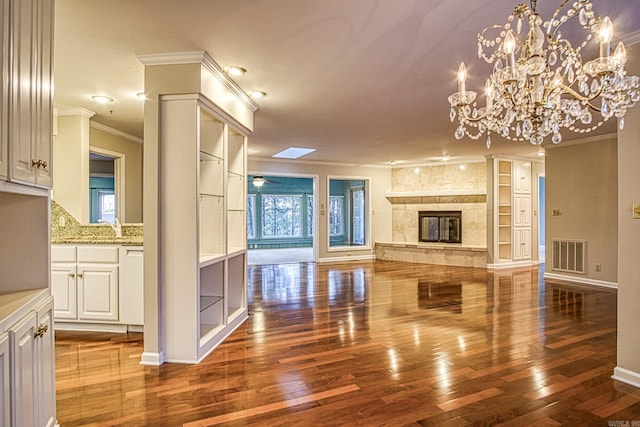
77 246 119 263
51 245 77 263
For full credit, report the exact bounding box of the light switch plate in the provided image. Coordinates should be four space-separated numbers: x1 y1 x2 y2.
633 203 640 219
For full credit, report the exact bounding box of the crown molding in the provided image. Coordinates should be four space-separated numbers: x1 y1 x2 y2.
56 107 96 118
137 50 259 113
90 121 143 144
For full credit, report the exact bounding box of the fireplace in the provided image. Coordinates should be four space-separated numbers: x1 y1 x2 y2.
418 211 462 243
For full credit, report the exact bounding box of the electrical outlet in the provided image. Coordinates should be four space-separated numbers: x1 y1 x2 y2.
595 263 602 272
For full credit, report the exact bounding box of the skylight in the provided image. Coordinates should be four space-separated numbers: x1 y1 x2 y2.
272 147 316 159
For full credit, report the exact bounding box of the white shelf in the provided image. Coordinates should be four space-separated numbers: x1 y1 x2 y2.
199 253 226 268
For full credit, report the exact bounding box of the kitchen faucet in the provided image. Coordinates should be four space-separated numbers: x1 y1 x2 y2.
98 218 122 238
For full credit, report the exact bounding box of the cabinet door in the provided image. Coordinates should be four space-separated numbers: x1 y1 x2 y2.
513 161 531 193
513 228 532 260
0 0 8 180
35 297 56 427
8 0 53 187
9 310 38 427
0 333 10 427
513 195 531 227
51 264 78 320
78 265 119 321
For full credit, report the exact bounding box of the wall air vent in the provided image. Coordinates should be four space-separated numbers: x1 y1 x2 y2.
552 239 586 274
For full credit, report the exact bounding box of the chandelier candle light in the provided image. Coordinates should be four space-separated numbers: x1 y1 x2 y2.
448 0 639 147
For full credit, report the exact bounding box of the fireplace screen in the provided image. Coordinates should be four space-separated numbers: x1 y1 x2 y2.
419 211 462 243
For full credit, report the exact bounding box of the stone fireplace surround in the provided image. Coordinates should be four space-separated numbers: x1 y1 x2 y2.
375 163 488 268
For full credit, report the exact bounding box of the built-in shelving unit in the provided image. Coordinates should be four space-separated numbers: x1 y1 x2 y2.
490 158 533 267
497 160 512 261
160 94 249 363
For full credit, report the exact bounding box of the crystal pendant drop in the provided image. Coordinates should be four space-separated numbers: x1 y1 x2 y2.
486 134 492 149
548 50 557 66
552 132 562 144
516 17 522 35
450 109 456 122
620 116 625 130
455 126 465 140
591 79 600 93
579 8 588 26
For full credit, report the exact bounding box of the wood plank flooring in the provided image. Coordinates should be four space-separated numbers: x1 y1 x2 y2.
55 260 640 426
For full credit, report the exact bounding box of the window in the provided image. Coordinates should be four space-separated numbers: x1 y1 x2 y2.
329 196 344 236
328 178 368 248
307 195 314 236
247 194 256 239
261 195 303 238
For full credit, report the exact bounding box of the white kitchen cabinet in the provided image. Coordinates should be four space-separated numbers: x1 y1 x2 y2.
50 264 77 320
7 295 55 427
78 265 119 322
0 333 10 427
0 0 8 181
8 0 54 188
51 244 145 331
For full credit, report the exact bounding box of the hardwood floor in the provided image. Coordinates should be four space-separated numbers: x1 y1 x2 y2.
55 260 640 426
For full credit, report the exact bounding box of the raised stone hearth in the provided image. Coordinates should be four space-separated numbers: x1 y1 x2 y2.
375 242 487 268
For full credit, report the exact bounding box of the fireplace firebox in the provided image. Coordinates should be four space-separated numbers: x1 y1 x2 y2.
418 211 462 243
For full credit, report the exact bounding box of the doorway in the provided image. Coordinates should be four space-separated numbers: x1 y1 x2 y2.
247 174 317 265
539 175 546 263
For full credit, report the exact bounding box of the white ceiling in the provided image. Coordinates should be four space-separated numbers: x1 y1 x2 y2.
54 0 640 166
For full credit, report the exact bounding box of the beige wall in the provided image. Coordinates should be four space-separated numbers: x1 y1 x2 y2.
90 126 143 223
545 137 618 284
615 42 640 386
52 113 91 222
390 162 487 247
248 158 393 260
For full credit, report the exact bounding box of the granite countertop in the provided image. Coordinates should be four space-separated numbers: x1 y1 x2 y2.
51 200 143 246
51 236 144 246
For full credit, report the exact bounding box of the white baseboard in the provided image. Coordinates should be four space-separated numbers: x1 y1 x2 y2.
318 254 375 263
543 272 618 289
54 322 130 333
140 351 165 366
487 260 538 269
612 366 640 389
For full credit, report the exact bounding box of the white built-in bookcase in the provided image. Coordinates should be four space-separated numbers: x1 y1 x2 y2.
160 94 248 363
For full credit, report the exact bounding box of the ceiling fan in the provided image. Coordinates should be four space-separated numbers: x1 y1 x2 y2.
251 176 281 187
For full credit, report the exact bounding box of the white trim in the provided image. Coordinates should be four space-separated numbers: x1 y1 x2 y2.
89 147 126 223
140 351 165 366
90 121 143 144
543 272 618 289
318 254 376 263
54 322 130 333
56 107 96 118
385 189 486 198
487 260 538 269
612 366 640 389
137 51 259 113
249 155 391 169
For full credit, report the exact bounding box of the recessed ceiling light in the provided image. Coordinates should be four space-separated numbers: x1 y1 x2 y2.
534 151 545 157
442 156 450 162
272 147 316 159
92 95 114 104
249 91 267 99
458 163 467 171
224 65 247 76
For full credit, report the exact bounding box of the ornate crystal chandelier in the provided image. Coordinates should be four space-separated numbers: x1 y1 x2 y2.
448 0 640 147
